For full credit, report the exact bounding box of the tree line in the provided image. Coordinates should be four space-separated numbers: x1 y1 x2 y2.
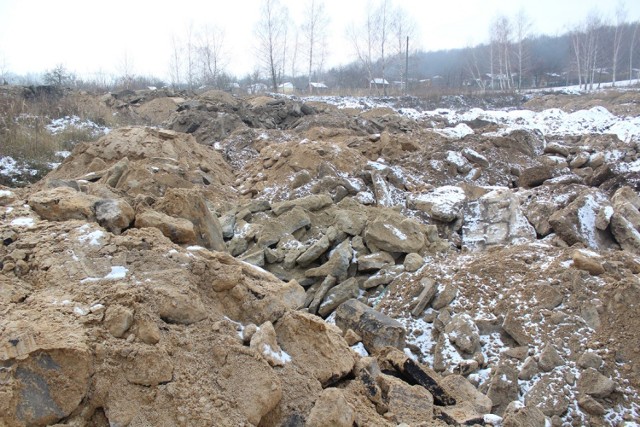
2 0 639 94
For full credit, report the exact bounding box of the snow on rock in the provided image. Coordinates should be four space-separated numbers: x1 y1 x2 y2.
408 186 467 222
10 217 35 228
436 123 474 139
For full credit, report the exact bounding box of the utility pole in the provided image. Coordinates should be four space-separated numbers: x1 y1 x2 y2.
405 36 409 95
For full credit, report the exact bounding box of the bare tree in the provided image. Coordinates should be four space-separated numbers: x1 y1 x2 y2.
185 22 197 90
290 29 300 81
490 15 513 90
390 6 416 92
169 34 183 89
197 24 228 87
0 52 9 84
347 7 376 90
118 51 135 89
611 1 627 86
514 10 532 90
43 64 75 87
255 0 289 92
302 0 329 92
631 20 640 82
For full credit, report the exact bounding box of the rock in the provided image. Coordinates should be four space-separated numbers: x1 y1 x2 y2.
486 363 519 415
305 239 352 281
250 321 290 367
586 163 615 186
572 249 605 275
104 305 134 338
462 147 489 167
376 347 456 406
219 212 236 239
136 318 161 344
275 311 355 386
462 188 536 251
305 388 355 427
435 402 485 425
403 253 423 272
538 344 563 372
238 246 265 267
502 401 547 427
407 186 466 222
155 188 226 252
524 375 569 417
502 310 533 346
334 209 367 236
580 304 601 330
296 235 331 267
124 347 174 386
308 275 338 314
271 193 333 216
0 188 16 205
570 152 590 168
364 212 425 253
371 170 394 207
258 206 311 247
335 299 406 354
549 188 615 250
357 251 395 271
518 356 539 381
431 282 458 310
544 142 570 157
410 278 438 317
610 186 640 255
155 285 208 325
441 374 493 414
318 278 360 317
361 265 404 289
94 199 135 234
377 374 434 425
578 351 603 370
578 395 606 415
519 166 553 188
28 187 98 221
134 209 196 244
577 368 616 398
444 313 481 354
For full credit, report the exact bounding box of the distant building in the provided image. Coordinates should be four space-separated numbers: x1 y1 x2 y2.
278 82 295 94
309 82 328 94
370 78 389 90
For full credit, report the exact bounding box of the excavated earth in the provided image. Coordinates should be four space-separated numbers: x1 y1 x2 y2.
1 88 640 427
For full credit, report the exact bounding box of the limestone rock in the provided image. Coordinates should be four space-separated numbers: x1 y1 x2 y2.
502 401 547 427
486 363 518 415
250 321 290 367
549 188 615 250
357 251 395 271
271 193 333 216
578 395 606 415
124 348 174 386
410 278 437 317
577 368 616 398
364 212 425 253
134 209 196 244
519 166 553 188
610 186 640 254
578 351 603 370
361 265 405 289
441 374 493 414
502 310 533 346
403 252 423 272
431 282 458 310
305 388 355 427
518 356 539 381
335 299 406 354
104 305 135 338
94 198 135 234
538 344 563 372
28 187 98 222
155 285 208 325
444 313 481 354
305 239 352 281
378 374 434 425
296 235 331 267
155 188 226 252
334 209 367 236
407 186 466 222
572 249 605 275
318 278 360 317
258 206 311 247
275 311 355 386
524 375 569 417
435 402 485 426
462 147 489 167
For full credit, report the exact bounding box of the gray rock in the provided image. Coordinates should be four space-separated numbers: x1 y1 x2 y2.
538 344 563 372
95 199 135 234
577 368 616 398
524 375 569 417
431 282 458 310
502 401 547 427
257 206 311 247
410 278 437 317
364 213 425 253
444 313 480 354
610 186 640 255
361 265 404 289
334 209 367 236
271 193 333 216
219 212 236 239
518 356 539 381
357 251 395 271
486 363 519 415
307 275 337 315
371 171 394 207
335 299 406 353
502 310 533 346
577 351 603 370
578 395 606 415
318 278 360 317
462 147 489 167
519 166 553 188
296 235 331 267
407 186 466 223
238 247 265 267
544 142 570 157
305 239 352 281
403 253 424 272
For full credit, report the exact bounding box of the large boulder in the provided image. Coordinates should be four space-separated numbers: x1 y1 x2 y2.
28 187 98 222
610 186 640 254
364 211 425 253
407 185 466 222
335 299 406 354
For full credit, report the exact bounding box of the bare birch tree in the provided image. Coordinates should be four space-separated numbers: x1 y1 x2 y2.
611 2 627 86
255 0 289 92
490 15 513 90
169 34 183 89
197 25 227 87
303 0 329 92
631 20 640 82
514 10 532 90
390 6 416 92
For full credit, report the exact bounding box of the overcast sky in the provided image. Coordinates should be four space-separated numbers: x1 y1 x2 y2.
0 0 638 80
